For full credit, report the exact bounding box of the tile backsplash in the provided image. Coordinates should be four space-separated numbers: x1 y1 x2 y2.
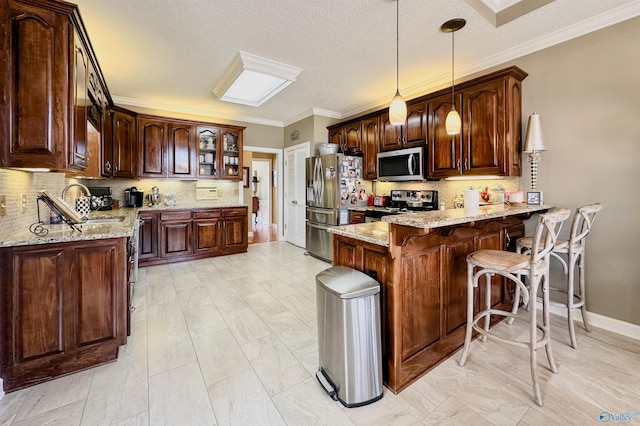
78 179 241 207
373 177 520 208
0 169 68 240
0 169 241 241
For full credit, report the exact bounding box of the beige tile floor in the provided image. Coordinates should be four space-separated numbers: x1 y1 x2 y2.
1 241 639 425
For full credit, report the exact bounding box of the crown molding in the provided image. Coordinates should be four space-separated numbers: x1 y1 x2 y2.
339 1 640 119
111 96 285 127
111 3 640 129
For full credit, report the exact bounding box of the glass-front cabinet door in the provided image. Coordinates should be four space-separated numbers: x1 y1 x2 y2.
221 128 242 179
197 127 219 178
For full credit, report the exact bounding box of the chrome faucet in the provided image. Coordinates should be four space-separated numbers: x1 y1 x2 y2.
61 183 92 202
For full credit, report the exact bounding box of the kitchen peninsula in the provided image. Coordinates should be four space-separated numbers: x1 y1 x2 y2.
328 204 549 393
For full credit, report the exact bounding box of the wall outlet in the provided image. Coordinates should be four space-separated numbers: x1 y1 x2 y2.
21 194 27 212
0 195 6 216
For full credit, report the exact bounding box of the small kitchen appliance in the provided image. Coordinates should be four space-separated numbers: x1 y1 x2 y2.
87 186 113 210
124 187 144 208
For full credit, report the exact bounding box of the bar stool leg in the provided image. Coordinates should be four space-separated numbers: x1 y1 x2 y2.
459 263 475 367
542 272 557 374
481 273 492 342
578 251 591 333
529 274 543 407
566 250 578 349
508 244 526 325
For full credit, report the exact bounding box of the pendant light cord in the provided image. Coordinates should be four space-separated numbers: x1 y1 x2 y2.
451 30 455 109
396 0 400 92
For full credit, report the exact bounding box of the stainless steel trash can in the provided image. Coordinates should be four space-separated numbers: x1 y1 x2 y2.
315 266 383 407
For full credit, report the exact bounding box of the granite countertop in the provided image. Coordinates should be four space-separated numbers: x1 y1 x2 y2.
0 209 140 248
328 221 390 247
0 203 247 248
382 204 551 229
327 204 552 247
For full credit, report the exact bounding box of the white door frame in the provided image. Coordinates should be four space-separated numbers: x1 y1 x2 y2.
252 158 272 225
244 145 284 240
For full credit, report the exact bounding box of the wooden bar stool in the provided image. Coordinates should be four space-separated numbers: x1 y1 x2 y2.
459 209 570 407
511 203 602 349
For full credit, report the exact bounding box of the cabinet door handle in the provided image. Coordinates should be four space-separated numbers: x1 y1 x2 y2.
114 164 119 173
104 161 112 172
464 158 468 170
457 159 461 170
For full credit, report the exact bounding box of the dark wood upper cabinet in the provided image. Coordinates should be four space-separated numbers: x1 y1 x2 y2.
137 117 168 178
328 66 527 179
361 116 379 180
327 122 363 154
427 92 463 178
1 0 112 172
168 122 197 179
379 102 427 152
1 1 70 169
404 102 427 148
111 109 137 178
463 79 505 175
379 113 403 151
69 28 89 171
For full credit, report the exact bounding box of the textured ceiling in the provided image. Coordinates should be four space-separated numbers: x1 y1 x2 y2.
73 0 640 127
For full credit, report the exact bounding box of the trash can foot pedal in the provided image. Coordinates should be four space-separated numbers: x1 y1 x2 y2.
316 370 337 401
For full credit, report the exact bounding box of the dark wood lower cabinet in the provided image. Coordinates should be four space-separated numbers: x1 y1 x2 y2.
332 216 524 393
222 209 248 253
0 238 127 392
139 207 247 266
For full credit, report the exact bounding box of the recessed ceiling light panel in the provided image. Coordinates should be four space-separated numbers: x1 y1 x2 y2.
213 51 302 107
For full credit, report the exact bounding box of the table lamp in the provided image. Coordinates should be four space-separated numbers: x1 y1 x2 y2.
524 113 546 204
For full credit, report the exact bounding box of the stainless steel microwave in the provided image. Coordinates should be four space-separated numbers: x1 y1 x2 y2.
377 147 424 181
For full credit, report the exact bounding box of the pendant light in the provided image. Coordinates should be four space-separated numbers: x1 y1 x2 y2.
441 18 466 135
389 0 406 126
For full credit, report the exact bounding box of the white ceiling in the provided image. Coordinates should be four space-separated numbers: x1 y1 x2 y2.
73 0 640 127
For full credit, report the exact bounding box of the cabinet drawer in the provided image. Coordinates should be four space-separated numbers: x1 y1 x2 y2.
222 207 247 217
160 210 191 221
193 209 221 219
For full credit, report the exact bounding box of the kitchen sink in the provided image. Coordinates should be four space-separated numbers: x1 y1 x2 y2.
83 215 126 224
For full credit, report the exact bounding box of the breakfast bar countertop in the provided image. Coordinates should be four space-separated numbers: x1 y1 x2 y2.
382 204 551 228
328 221 390 247
328 204 552 248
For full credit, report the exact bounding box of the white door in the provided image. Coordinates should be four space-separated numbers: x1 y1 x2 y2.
251 159 271 225
284 142 310 247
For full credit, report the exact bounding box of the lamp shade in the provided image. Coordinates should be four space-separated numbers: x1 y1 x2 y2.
524 113 546 152
445 108 461 135
389 90 407 125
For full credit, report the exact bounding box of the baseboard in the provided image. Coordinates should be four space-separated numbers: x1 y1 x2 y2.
536 301 640 341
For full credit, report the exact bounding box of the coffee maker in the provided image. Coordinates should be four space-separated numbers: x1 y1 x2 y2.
124 187 144 208
87 186 113 211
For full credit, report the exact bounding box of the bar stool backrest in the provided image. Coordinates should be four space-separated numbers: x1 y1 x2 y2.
529 209 571 274
568 203 603 251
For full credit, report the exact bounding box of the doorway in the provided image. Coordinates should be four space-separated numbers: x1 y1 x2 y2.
243 146 283 243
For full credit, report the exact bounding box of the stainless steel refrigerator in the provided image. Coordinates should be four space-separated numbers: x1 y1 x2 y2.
306 154 369 262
